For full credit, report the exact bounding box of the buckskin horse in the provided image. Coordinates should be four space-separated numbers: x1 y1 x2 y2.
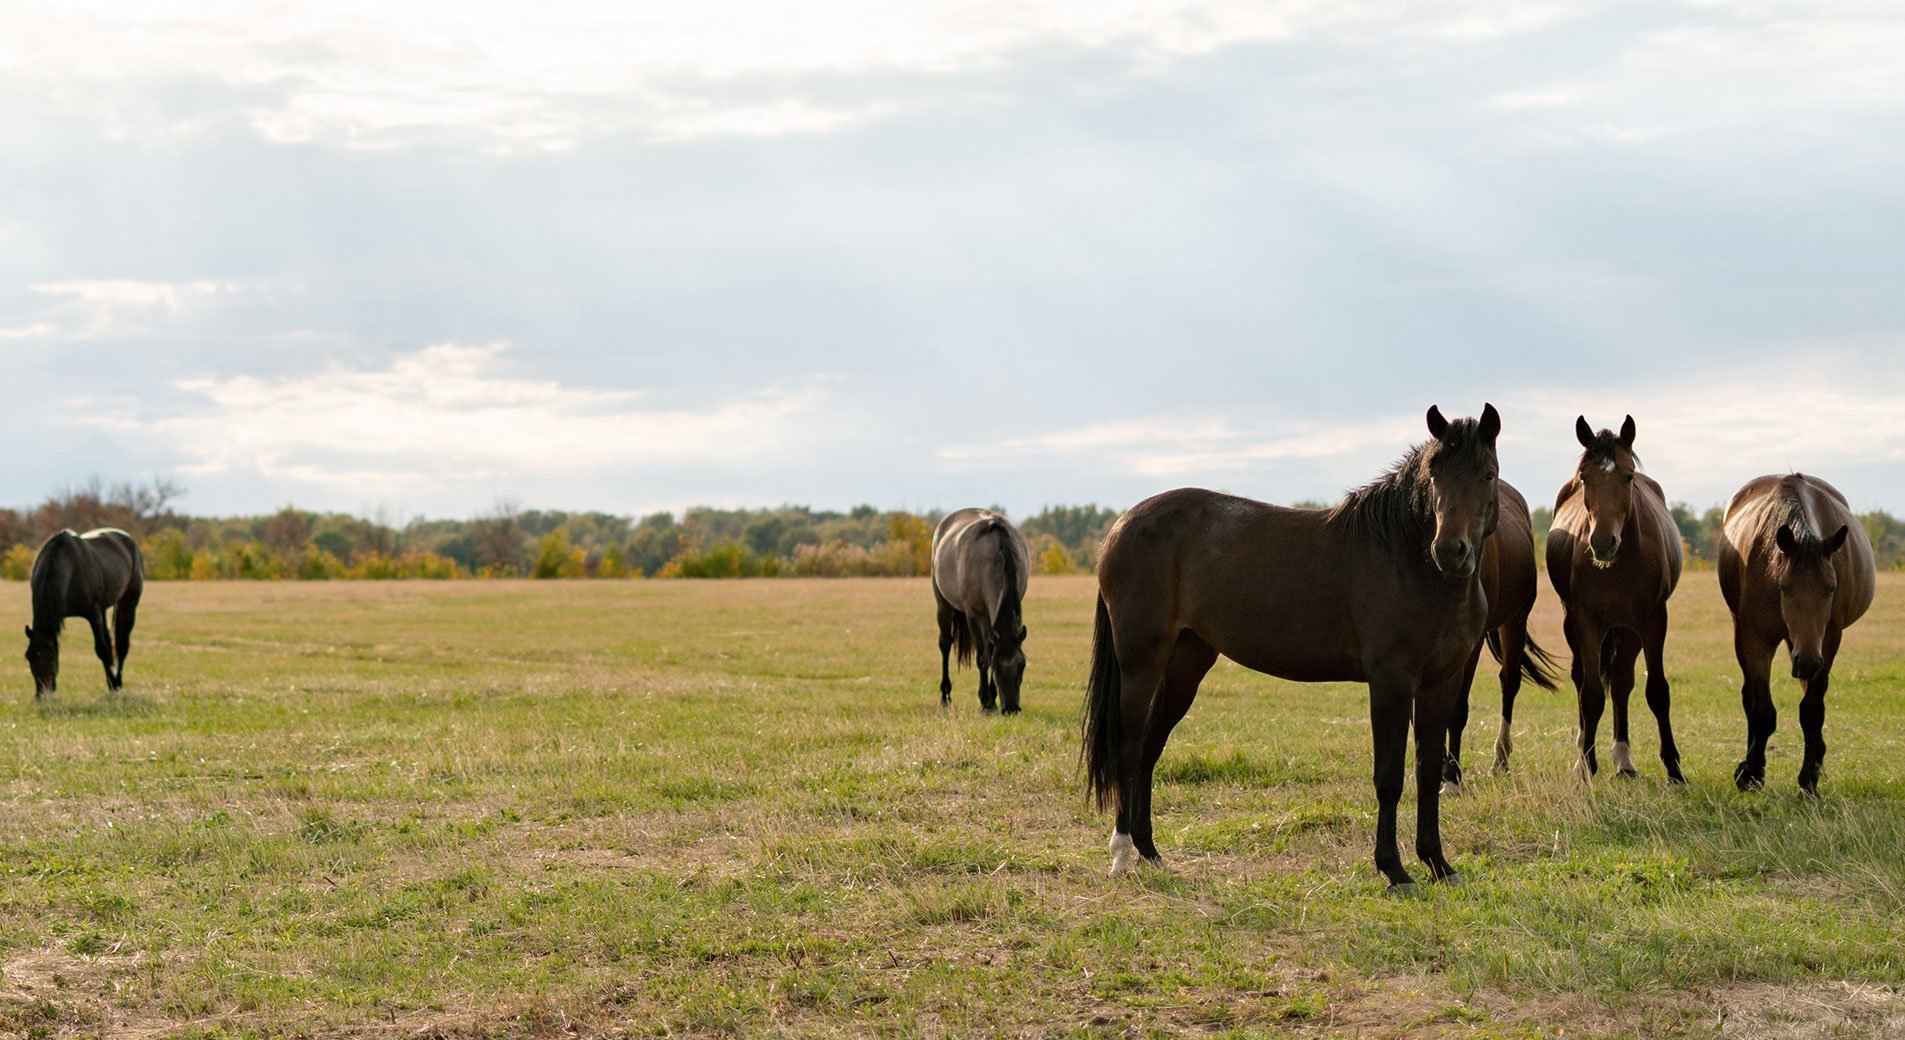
24 528 144 697
1718 474 1875 794
1083 405 1500 893
931 509 1032 714
1547 416 1684 782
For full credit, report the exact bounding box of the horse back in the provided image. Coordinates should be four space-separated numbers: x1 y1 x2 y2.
931 509 1029 623
1099 488 1478 685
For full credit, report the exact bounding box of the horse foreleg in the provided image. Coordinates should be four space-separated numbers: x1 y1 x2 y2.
1566 614 1606 779
112 597 138 687
1368 674 1416 892
88 610 120 692
1733 627 1778 791
935 599 956 707
1797 627 1841 795
1642 609 1684 783
1607 630 1642 779
1414 678 1460 884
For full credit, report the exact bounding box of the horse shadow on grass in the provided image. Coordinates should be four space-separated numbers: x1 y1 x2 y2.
30 689 161 719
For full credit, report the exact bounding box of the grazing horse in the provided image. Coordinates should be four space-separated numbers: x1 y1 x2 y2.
1440 480 1560 794
1083 404 1501 893
1718 474 1875 794
24 528 144 697
1547 416 1684 782
931 509 1032 713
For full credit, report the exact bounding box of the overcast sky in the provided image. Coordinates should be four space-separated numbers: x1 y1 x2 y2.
3 1 1901 521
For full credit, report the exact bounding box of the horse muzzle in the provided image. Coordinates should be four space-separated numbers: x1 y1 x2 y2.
1432 540 1476 578
1791 653 1824 682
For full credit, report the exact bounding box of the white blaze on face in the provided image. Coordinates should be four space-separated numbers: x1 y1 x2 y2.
1600 458 1617 472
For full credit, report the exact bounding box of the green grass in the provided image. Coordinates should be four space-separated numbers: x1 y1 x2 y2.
1 574 1902 1038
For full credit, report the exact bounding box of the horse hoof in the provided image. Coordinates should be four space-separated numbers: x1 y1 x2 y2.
1438 780 1462 798
1108 833 1140 876
1666 772 1688 786
1615 768 1639 780
1386 882 1420 898
1435 872 1463 887
1001 706 1021 716
1733 763 1763 791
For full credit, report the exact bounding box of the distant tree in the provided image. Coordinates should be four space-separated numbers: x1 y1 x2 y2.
472 500 528 575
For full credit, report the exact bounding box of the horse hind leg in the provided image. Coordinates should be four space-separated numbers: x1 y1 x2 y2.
1107 635 1173 876
1441 641 1484 797
89 609 120 693
1607 630 1643 779
1493 622 1528 774
1126 633 1218 864
935 598 957 707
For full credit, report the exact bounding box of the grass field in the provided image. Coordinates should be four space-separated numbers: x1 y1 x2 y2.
1 574 1902 1039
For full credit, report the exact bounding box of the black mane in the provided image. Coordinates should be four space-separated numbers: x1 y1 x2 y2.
1327 417 1491 544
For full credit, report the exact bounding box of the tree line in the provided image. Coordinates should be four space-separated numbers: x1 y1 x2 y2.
1 482 1899 581
0 483 1122 581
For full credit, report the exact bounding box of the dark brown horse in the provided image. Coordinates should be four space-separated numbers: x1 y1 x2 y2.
1547 416 1684 782
1440 480 1559 793
1083 405 1501 892
1718 474 1875 794
25 528 144 697
932 509 1032 713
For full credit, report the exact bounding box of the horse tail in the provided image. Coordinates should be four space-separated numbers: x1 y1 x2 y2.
950 609 973 666
1519 631 1561 691
991 518 1023 635
1081 594 1121 812
1484 625 1561 692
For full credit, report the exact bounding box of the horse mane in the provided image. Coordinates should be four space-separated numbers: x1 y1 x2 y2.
1326 418 1490 544
1763 475 1823 582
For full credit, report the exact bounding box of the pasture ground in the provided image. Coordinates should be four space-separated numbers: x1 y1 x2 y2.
1 574 1903 1039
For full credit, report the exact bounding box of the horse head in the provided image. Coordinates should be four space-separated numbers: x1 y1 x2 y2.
1573 415 1640 568
1423 403 1501 578
990 618 1028 713
23 625 57 695
1774 522 1850 681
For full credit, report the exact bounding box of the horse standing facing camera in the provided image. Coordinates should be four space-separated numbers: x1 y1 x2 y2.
1718 474 1875 795
1547 416 1685 783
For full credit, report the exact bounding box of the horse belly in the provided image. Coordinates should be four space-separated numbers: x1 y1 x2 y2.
1200 618 1365 685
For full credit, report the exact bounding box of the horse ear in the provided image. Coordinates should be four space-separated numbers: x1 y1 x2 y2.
1776 524 1798 555
1826 525 1850 555
1575 416 1594 449
21 626 30 640
1019 625 1028 641
1426 405 1449 439
1479 403 1500 442
1619 414 1636 447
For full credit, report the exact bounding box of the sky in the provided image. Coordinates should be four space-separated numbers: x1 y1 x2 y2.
3 0 1902 521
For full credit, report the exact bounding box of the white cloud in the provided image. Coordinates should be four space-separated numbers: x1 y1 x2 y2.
0 0 1586 151
77 342 828 494
0 280 270 340
940 412 1421 478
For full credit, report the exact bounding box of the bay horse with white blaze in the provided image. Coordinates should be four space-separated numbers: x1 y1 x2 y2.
1084 405 1501 893
24 528 144 697
931 509 1031 713
1547 416 1684 782
1440 479 1559 793
1718 474 1874 794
